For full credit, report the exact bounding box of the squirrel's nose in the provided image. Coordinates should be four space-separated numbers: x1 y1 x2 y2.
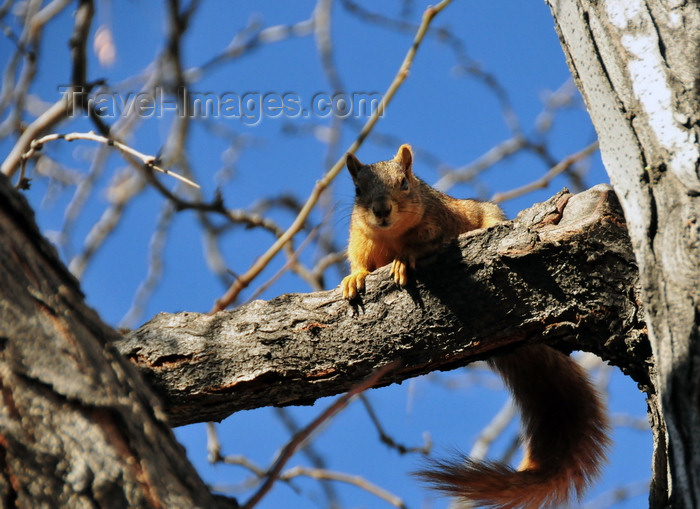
372 203 392 219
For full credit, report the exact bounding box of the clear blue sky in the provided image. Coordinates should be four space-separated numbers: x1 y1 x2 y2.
1 1 651 508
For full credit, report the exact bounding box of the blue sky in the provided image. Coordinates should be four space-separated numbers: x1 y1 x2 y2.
1 1 651 507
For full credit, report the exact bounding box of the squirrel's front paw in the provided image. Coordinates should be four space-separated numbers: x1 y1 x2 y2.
391 256 415 287
341 270 370 300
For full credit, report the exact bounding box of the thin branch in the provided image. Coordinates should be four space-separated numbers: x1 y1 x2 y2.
206 422 223 464
119 200 175 329
68 170 145 280
273 407 341 506
338 0 522 134
241 361 400 509
189 16 315 81
29 0 73 36
1 0 92 177
2 97 71 177
582 479 651 509
59 144 111 255
212 0 455 312
360 395 432 456
491 141 599 203
611 414 652 431
280 465 407 509
69 0 92 88
243 226 322 303
468 398 517 460
18 131 200 189
433 135 527 192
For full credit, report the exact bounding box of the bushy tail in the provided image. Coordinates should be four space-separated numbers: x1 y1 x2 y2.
417 344 610 509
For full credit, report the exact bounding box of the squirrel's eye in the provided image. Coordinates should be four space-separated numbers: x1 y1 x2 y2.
355 186 362 196
400 178 409 191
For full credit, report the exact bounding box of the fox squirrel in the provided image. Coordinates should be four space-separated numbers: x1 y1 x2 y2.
340 144 610 509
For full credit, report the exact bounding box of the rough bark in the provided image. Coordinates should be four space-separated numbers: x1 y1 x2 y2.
545 1 700 507
115 184 651 427
0 174 231 508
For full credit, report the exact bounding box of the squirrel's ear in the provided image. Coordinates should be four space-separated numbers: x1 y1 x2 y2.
346 152 362 177
394 144 413 176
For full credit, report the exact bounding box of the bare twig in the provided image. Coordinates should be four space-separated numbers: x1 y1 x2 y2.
241 361 400 509
243 226 321 303
68 170 145 280
119 200 175 329
2 97 72 177
360 395 432 455
582 479 651 509
273 407 340 506
491 141 599 203
433 135 527 192
280 465 407 509
18 131 200 189
29 0 73 37
189 16 315 81
338 0 522 134
611 414 652 431
60 144 111 252
468 398 517 460
205 421 222 464
1 0 92 177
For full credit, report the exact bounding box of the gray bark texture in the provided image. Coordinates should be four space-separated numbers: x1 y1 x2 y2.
0 174 233 508
545 1 700 507
115 184 650 428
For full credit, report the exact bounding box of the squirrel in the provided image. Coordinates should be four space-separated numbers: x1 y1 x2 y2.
340 144 610 509
341 144 505 300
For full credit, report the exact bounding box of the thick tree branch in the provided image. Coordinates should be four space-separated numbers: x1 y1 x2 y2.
116 185 651 428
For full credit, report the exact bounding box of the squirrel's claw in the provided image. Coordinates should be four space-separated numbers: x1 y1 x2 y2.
391 257 415 287
341 270 370 300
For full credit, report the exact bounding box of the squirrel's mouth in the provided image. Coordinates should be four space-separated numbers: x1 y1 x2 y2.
366 207 396 229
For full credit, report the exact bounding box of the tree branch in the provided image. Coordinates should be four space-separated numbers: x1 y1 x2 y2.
115 185 651 428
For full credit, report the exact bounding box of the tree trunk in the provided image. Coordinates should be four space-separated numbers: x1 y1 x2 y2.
545 1 700 507
0 174 231 508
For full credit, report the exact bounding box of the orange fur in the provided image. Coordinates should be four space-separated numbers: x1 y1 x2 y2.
341 144 504 299
340 144 610 508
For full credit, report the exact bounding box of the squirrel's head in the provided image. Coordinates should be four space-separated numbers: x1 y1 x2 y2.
346 144 422 233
